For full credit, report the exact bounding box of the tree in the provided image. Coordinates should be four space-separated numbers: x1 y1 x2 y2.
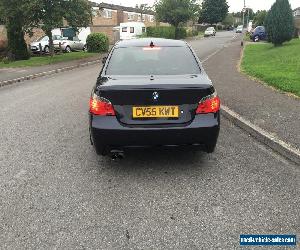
253 10 267 26
200 0 229 25
265 0 294 46
0 0 35 60
155 0 199 37
33 0 92 55
222 13 234 27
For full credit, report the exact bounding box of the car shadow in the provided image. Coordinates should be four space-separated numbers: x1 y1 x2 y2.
97 147 214 176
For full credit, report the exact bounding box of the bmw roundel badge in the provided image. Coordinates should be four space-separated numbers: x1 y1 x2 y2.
152 91 159 101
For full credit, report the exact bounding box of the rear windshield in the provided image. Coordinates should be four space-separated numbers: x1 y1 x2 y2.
105 46 201 75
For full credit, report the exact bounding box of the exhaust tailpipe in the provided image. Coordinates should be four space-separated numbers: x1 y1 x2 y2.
110 150 124 160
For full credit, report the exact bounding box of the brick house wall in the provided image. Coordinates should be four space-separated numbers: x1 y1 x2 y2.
0 25 7 50
24 28 45 44
294 8 300 31
91 25 115 43
0 26 46 50
91 3 163 44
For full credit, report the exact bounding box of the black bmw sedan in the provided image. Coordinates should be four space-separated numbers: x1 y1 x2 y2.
89 38 220 157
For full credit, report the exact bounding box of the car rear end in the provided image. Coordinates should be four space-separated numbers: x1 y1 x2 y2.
89 39 220 156
204 27 215 36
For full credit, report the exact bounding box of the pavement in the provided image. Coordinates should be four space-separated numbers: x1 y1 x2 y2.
0 31 299 249
0 54 102 82
201 39 300 150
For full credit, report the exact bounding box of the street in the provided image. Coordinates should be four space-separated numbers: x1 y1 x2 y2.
0 31 299 249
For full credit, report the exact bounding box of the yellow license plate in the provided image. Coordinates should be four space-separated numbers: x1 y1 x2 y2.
133 106 179 118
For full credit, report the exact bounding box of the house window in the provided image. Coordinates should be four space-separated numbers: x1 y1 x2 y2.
130 27 134 33
104 9 112 18
138 14 141 21
142 27 146 33
128 13 134 21
142 14 146 21
122 27 127 32
92 8 99 17
149 15 155 22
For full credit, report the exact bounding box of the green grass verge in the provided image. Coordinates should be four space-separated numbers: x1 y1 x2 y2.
0 52 99 68
241 39 300 97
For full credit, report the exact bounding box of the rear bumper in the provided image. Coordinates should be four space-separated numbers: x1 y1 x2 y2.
90 113 220 154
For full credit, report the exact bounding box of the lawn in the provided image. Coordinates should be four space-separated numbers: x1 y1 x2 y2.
241 39 300 97
0 52 99 68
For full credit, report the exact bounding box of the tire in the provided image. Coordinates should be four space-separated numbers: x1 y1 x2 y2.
65 46 71 53
44 46 49 53
205 144 216 154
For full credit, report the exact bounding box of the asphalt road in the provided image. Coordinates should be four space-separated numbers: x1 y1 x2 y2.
0 31 299 249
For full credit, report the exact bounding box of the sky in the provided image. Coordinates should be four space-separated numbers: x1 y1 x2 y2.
97 0 299 12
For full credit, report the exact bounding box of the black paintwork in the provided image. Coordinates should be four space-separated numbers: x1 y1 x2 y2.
89 38 220 155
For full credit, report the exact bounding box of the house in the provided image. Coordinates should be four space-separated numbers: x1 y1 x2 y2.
293 7 300 36
293 7 300 17
91 2 158 44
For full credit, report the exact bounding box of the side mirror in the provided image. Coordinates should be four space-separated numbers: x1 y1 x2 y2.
102 56 107 64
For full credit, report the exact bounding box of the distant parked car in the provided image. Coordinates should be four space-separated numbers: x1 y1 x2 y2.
53 37 86 53
250 26 267 42
226 25 234 31
236 25 243 33
30 35 62 53
204 27 216 37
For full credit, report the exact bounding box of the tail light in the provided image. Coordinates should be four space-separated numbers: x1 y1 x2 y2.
196 93 220 114
89 94 115 116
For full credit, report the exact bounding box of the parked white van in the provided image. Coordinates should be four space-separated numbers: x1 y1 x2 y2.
120 22 146 40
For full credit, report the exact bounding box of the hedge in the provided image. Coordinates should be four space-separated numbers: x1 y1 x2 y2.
146 26 176 39
176 27 187 39
86 33 109 53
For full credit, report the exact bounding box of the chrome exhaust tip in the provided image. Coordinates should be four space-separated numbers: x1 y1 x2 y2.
110 150 125 160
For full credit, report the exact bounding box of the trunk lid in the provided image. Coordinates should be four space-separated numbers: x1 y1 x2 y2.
96 75 214 125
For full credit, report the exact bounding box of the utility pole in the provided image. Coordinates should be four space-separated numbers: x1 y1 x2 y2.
241 0 246 47
242 0 246 28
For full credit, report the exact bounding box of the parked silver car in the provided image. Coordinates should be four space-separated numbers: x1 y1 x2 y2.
53 37 86 52
30 35 63 53
204 27 216 37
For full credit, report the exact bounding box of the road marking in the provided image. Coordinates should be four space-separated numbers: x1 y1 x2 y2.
202 34 238 63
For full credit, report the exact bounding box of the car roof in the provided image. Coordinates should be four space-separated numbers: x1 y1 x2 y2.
115 38 187 48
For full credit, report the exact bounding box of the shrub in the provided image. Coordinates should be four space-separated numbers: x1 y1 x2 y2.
86 33 109 53
2 56 10 64
176 27 187 39
216 24 224 30
187 28 199 37
146 26 176 39
265 0 294 46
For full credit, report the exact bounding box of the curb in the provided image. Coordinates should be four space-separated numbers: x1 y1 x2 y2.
0 59 101 88
221 105 300 165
